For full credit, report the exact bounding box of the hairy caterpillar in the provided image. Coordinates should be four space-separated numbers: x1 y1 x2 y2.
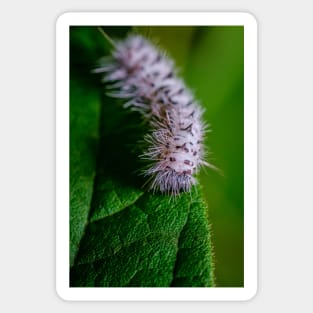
94 33 212 195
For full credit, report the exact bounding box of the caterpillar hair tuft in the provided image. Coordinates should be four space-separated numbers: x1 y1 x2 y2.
94 34 213 195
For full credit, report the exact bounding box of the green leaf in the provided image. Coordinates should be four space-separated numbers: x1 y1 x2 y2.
70 79 100 266
69 26 108 266
70 27 215 287
71 187 214 287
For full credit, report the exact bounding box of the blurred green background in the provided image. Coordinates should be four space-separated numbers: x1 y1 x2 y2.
70 26 244 287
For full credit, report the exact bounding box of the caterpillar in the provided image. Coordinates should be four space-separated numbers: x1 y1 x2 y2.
94 33 212 195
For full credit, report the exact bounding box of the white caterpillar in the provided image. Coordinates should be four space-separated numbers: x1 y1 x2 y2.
94 34 211 195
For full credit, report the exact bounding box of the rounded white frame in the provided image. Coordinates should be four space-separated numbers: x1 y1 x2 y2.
56 11 258 301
